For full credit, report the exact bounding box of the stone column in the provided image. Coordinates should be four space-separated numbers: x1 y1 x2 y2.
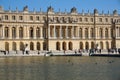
72 26 74 38
41 42 43 51
109 28 111 39
66 26 68 38
54 25 56 38
23 26 26 39
103 28 105 39
16 26 19 39
17 42 20 51
34 26 36 39
34 42 37 50
77 26 79 39
9 26 12 39
2 26 4 39
82 27 85 39
40 26 43 39
60 26 62 38
95 27 98 39
116 27 118 38
26 26 29 39
48 25 50 39
88 28 91 39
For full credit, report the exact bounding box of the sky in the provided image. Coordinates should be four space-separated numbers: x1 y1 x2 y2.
0 0 120 14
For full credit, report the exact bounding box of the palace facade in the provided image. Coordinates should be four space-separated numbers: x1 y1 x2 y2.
0 6 120 51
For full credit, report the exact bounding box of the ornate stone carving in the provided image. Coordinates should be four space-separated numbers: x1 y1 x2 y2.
71 7 77 13
23 6 28 11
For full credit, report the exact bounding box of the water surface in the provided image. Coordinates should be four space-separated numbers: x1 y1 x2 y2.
0 56 120 80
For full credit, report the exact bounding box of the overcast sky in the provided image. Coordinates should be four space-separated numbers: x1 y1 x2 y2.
0 0 120 14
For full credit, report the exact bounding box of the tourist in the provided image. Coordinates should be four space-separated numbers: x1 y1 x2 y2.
118 48 120 54
75 50 77 54
38 51 40 55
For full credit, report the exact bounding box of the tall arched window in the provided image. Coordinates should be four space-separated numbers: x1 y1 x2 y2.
91 28 94 38
36 27 40 38
5 27 9 38
68 27 71 38
20 42 24 51
5 42 9 51
30 42 34 50
62 42 66 50
30 27 34 38
62 27 65 38
68 42 73 50
85 28 88 39
19 27 23 38
80 42 83 49
85 42 89 49
91 42 94 49
74 27 77 37
12 27 16 38
99 28 103 38
79 28 82 38
37 42 40 50
100 42 103 49
12 42 16 51
105 28 108 38
43 42 46 50
106 41 109 49
56 27 59 38
56 42 60 50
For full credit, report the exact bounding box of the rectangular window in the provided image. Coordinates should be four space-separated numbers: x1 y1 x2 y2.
19 16 23 20
30 16 33 20
79 18 82 22
85 18 88 22
105 18 108 22
5 15 8 20
99 18 102 22
12 16 16 20
36 16 39 21
91 18 93 22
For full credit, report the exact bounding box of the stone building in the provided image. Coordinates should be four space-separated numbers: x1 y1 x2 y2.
0 6 120 52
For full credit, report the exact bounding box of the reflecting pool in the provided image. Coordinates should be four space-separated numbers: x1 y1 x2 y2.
0 56 120 80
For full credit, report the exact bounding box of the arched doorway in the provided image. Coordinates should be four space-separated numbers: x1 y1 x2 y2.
68 42 73 50
62 42 66 50
56 42 60 50
85 42 89 49
20 42 24 51
80 42 83 49
100 42 103 49
106 41 109 49
30 42 34 50
91 42 94 49
37 42 40 50
12 42 16 51
5 42 9 51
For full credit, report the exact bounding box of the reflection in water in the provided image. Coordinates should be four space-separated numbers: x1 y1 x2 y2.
0 56 120 80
